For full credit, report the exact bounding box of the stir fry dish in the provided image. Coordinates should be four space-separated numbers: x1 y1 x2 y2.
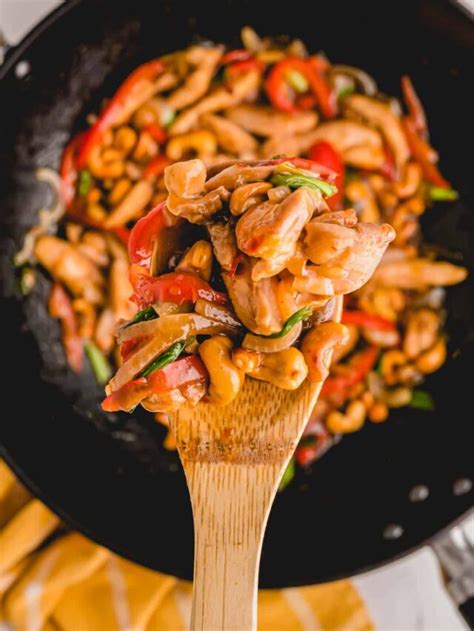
101 157 394 412
17 28 467 472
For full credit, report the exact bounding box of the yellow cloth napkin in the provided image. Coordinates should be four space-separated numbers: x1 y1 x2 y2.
0 460 374 630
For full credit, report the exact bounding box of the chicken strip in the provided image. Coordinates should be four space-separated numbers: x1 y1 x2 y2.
236 187 323 261
164 159 230 223
201 113 258 156
222 260 283 335
169 70 261 135
296 218 395 295
225 104 318 137
204 162 276 191
35 236 103 304
166 46 223 111
262 120 385 169
207 221 239 272
344 94 409 173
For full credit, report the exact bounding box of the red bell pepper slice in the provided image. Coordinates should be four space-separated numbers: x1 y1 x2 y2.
226 58 264 78
321 345 379 398
131 271 228 309
128 201 175 268
265 58 312 113
401 117 450 188
48 283 83 373
221 49 253 65
60 132 88 208
401 75 427 137
307 56 337 118
265 56 336 117
76 59 165 169
308 141 344 209
147 355 208 394
341 310 396 331
142 154 170 181
101 378 151 412
296 420 332 466
144 123 167 144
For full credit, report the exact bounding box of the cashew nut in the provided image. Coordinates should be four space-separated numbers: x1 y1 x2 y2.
403 308 440 359
166 130 217 162
230 182 272 215
88 145 125 179
301 322 349 383
248 347 308 390
176 240 213 281
199 336 244 405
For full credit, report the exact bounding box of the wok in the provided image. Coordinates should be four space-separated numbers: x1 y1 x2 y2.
1 0 473 597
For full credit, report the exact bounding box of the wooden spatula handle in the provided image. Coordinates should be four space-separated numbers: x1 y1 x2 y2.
186 461 281 631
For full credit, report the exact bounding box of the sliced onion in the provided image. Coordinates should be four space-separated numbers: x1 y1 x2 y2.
331 65 378 96
110 313 234 391
15 168 65 266
194 298 242 330
243 321 302 353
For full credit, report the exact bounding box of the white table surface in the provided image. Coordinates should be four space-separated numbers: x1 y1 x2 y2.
1 2 471 628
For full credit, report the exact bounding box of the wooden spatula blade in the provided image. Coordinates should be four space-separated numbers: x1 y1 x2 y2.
171 296 343 631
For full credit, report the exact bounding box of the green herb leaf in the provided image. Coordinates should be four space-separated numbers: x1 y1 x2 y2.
409 390 435 411
84 341 112 384
286 70 309 93
337 83 356 101
126 306 158 328
271 163 337 199
139 340 187 378
279 459 295 491
161 107 176 128
428 186 459 202
77 169 92 196
267 306 312 339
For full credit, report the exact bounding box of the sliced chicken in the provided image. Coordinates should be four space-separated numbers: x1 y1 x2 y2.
296 218 395 295
164 159 230 223
373 258 468 289
225 104 318 137
222 260 283 335
201 113 258 156
169 70 261 135
166 46 223 111
344 94 409 172
236 187 323 261
204 162 275 191
264 120 385 170
207 221 239 272
35 235 103 304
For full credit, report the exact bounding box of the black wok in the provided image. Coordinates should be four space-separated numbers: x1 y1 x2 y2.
1 0 473 594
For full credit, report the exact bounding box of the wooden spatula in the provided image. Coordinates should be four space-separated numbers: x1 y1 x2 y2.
171 296 343 631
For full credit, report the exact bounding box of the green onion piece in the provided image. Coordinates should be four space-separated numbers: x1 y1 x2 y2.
19 267 36 295
337 83 356 101
161 107 176 128
266 306 312 339
428 186 459 202
126 306 158 328
271 163 337 199
84 341 112 384
77 169 92 196
139 340 187 378
409 390 435 411
279 459 295 491
286 70 309 93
